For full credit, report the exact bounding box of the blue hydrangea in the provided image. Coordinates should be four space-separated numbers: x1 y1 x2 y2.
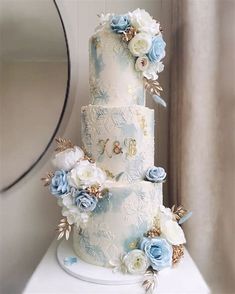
50 170 70 197
140 237 172 271
146 166 166 183
75 190 98 212
110 15 131 34
147 35 166 62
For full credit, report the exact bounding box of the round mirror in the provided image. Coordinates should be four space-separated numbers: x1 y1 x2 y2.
0 0 70 192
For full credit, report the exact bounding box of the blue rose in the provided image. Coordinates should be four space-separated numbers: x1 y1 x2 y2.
75 190 98 212
147 35 166 62
110 15 131 34
146 166 166 183
140 237 172 271
50 170 70 196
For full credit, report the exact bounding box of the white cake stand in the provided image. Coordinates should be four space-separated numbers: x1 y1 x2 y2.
56 239 143 285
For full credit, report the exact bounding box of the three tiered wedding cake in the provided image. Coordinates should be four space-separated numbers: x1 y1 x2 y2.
42 9 191 293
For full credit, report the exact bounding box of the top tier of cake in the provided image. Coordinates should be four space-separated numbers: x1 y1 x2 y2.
89 28 145 107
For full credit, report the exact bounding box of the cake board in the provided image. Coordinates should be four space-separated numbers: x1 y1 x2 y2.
56 238 144 285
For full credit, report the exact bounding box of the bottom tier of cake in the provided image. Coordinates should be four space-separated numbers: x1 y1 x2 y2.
73 181 162 267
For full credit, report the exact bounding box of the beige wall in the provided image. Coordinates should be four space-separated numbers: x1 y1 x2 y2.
1 61 67 187
0 1 172 293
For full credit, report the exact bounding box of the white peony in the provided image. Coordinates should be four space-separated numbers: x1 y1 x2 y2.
123 249 149 274
129 9 160 36
128 33 152 57
143 61 164 80
68 160 106 189
52 146 84 171
161 219 186 245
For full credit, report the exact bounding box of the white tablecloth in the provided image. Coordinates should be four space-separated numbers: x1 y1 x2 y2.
23 240 210 294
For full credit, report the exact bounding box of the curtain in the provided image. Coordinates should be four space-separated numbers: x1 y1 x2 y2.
169 0 235 293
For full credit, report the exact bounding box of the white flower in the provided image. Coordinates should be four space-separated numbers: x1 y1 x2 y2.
161 219 186 245
52 146 84 171
80 212 89 225
68 160 106 189
135 55 150 71
129 9 160 36
128 33 152 57
143 61 164 80
159 204 173 220
123 249 149 274
62 207 80 225
61 194 74 209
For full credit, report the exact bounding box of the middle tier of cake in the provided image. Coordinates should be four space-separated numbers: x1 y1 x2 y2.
81 105 155 182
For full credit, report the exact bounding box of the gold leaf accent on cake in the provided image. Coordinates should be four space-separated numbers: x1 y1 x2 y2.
56 218 72 240
41 172 54 186
104 169 115 179
129 240 139 250
86 185 109 199
171 205 189 222
172 244 184 265
146 217 161 238
144 77 163 97
121 26 137 42
87 184 102 199
142 266 158 293
81 146 95 163
55 137 74 152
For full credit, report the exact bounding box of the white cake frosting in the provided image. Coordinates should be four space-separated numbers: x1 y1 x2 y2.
89 29 145 106
81 105 154 182
73 181 162 267
73 11 164 269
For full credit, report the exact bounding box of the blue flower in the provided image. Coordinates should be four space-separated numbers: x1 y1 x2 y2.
110 15 131 34
50 170 70 196
146 166 166 183
63 256 77 266
140 237 172 271
147 35 166 62
75 190 98 212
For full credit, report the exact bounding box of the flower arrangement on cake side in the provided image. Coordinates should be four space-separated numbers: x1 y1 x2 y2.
97 8 167 107
41 138 109 240
42 138 192 294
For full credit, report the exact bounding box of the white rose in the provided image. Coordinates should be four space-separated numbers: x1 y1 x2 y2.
161 219 186 245
52 146 84 171
128 33 152 57
143 61 164 80
129 9 160 36
135 55 150 71
123 249 149 274
68 160 106 189
62 207 80 225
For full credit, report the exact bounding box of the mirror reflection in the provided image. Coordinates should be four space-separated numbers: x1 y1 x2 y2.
0 0 68 191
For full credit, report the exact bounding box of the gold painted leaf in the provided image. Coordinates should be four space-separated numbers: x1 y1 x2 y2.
57 231 64 240
55 137 74 152
144 78 163 96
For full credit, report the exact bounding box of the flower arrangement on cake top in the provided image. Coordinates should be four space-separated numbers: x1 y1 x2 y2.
42 138 192 293
97 8 167 107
